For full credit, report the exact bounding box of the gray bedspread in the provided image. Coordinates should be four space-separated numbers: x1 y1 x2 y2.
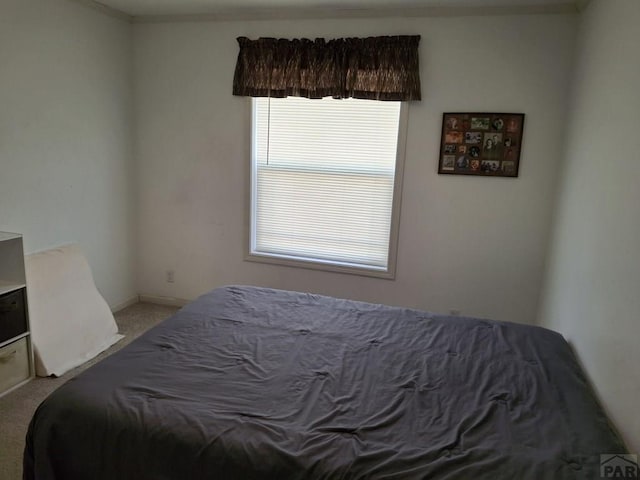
24 285 627 479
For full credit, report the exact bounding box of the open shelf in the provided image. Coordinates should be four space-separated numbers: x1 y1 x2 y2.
0 282 27 297
0 232 34 397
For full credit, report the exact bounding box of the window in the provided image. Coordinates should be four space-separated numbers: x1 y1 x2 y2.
248 96 406 278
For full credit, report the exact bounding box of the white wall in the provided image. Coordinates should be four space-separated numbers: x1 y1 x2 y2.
134 13 577 324
539 0 640 452
0 0 136 308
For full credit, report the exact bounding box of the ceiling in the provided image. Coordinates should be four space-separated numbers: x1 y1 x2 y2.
92 0 586 18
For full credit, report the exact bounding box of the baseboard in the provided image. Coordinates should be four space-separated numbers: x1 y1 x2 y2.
110 295 140 313
138 294 191 307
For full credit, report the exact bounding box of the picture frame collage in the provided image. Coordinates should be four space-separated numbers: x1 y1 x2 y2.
438 113 525 177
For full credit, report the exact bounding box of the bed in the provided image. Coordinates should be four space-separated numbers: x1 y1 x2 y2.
24 285 627 479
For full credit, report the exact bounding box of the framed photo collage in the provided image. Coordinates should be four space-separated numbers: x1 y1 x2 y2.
438 113 525 177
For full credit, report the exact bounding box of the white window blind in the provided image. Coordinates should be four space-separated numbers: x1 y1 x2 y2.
251 96 402 272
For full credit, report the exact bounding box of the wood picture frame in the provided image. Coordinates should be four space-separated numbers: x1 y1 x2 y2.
438 113 525 177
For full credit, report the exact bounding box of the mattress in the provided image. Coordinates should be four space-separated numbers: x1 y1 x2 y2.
24 285 627 479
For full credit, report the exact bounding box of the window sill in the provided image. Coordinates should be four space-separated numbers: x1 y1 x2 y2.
244 252 396 280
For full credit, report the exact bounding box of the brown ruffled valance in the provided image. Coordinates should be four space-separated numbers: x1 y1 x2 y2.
232 35 421 101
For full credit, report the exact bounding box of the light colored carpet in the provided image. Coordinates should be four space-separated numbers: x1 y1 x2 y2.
0 302 179 480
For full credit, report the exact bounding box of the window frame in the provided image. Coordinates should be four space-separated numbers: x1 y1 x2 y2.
244 98 409 280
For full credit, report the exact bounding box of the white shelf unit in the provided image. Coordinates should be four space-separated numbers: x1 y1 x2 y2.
0 232 35 397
